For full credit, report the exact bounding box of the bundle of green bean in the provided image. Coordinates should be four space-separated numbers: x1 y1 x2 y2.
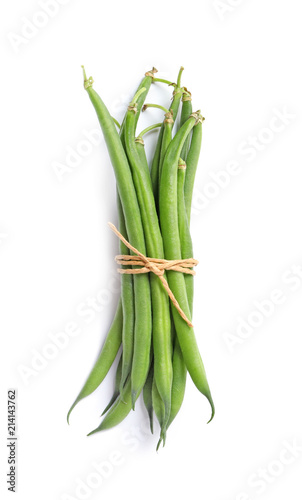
67 66 214 449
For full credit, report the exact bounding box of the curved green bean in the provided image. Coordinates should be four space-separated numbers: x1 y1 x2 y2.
101 350 123 416
67 300 122 423
81 66 152 414
88 378 133 434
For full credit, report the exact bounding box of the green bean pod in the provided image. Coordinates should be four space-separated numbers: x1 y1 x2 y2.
159 112 214 422
81 66 152 416
177 159 194 309
118 73 158 392
150 125 164 198
101 350 123 416
184 121 203 225
67 300 122 423
124 89 172 429
168 337 187 429
167 159 191 429
152 377 166 449
150 66 184 203
143 362 154 434
179 89 193 161
88 378 133 434
158 111 174 184
116 195 135 394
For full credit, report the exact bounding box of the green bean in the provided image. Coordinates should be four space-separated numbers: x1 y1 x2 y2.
184 121 203 225
101 351 123 416
150 125 164 198
143 362 154 434
158 111 174 185
88 378 133 434
152 377 166 449
134 137 149 169
159 112 214 422
177 159 194 309
168 338 187 428
81 66 152 413
179 89 193 161
118 71 157 396
170 66 185 125
67 300 122 423
71 66 215 444
150 67 184 203
124 87 173 430
117 195 135 394
167 159 191 429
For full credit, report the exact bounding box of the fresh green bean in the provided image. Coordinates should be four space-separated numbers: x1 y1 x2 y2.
168 338 187 428
67 300 122 423
81 66 152 414
101 351 123 416
150 125 164 198
143 362 154 434
177 159 194 309
159 112 214 422
124 87 173 431
180 89 193 161
152 377 166 449
169 66 185 126
158 111 174 185
70 66 215 445
118 71 156 396
117 195 135 394
167 159 191 429
184 121 203 225
88 378 133 434
150 67 184 203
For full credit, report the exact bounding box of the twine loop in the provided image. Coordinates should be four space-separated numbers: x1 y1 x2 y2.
109 223 198 327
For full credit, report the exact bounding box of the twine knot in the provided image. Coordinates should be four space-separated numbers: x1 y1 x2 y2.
109 223 198 327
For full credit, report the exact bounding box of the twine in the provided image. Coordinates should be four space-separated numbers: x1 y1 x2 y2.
109 223 198 328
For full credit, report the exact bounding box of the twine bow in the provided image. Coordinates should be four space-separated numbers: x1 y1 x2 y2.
109 223 198 328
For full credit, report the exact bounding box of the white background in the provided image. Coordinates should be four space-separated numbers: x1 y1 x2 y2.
1 1 302 499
